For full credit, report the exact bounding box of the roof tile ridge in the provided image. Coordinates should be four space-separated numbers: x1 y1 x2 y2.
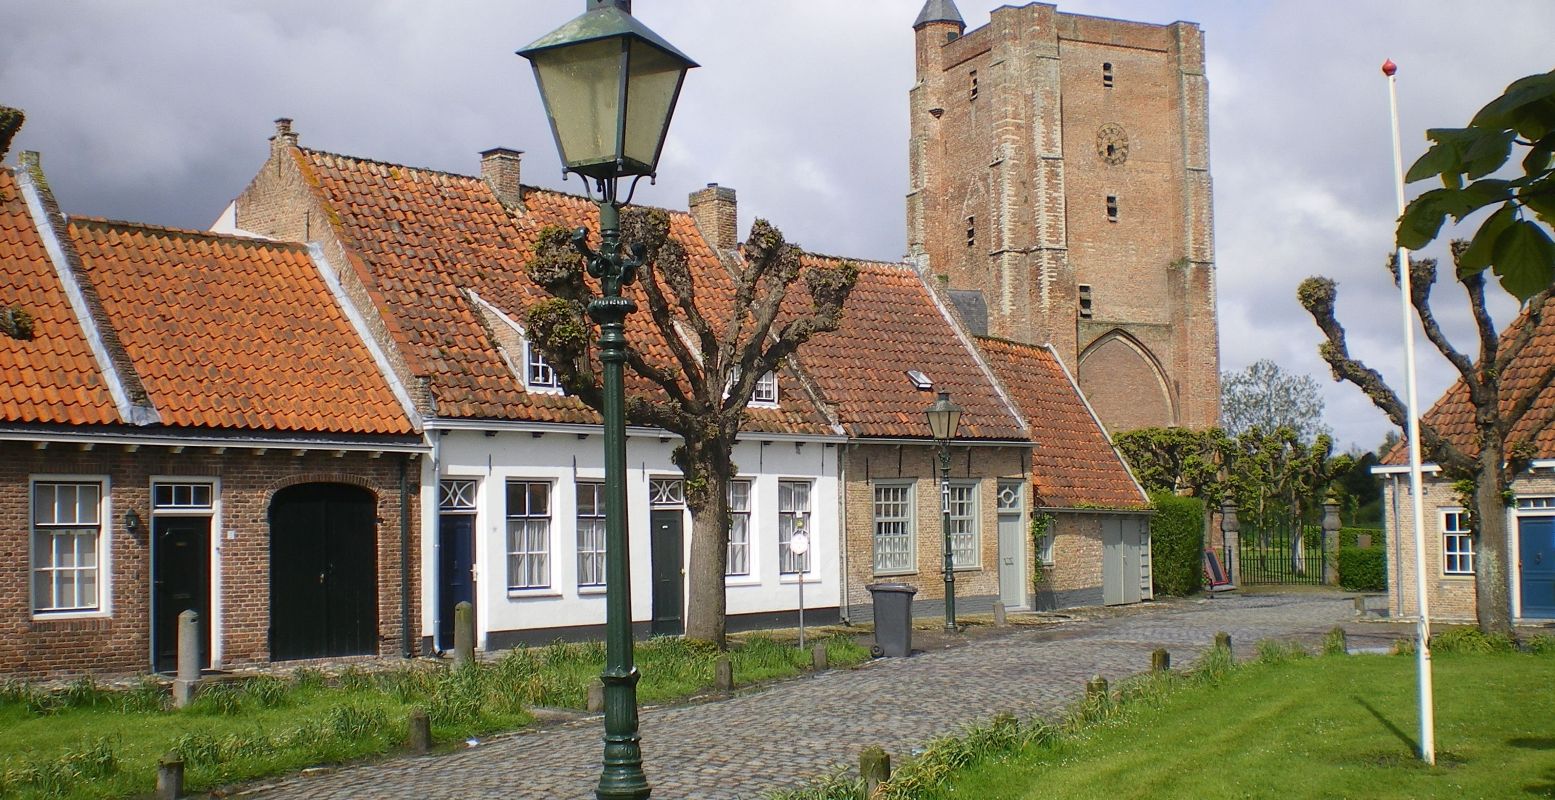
15 155 160 426
916 269 1028 435
1041 342 1150 506
299 146 482 186
68 216 309 250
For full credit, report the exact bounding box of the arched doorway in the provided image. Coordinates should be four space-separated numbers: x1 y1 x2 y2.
269 483 378 660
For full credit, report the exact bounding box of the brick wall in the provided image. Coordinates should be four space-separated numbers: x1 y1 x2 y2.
1044 510 1105 606
0 440 420 681
842 443 1026 617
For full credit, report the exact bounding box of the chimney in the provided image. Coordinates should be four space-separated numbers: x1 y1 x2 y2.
689 183 738 251
481 148 524 212
271 117 299 155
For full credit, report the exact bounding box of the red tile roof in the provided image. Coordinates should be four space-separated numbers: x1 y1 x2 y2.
294 147 833 435
0 168 120 425
1385 297 1555 465
798 256 1027 441
977 337 1148 509
68 218 415 436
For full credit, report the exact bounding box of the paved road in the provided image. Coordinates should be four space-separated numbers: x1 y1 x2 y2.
238 593 1371 800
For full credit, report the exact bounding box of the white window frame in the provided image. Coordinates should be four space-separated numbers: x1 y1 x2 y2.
872 481 916 575
947 480 980 569
1443 509 1474 576
778 480 812 575
727 479 752 577
506 480 552 591
30 476 110 618
576 482 607 588
752 371 778 405
524 339 560 393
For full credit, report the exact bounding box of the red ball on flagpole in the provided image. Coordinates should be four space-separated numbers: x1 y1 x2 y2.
1382 59 1397 77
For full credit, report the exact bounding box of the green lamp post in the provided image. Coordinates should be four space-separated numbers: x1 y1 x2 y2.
924 391 964 632
519 4 695 798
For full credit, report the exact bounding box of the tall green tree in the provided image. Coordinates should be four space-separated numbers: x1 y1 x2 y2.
525 210 859 648
1112 427 1231 504
1221 359 1329 442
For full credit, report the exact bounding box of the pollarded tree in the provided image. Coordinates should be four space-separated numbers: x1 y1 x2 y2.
525 209 858 649
1299 246 1554 636
1220 359 1330 442
1112 426 1232 504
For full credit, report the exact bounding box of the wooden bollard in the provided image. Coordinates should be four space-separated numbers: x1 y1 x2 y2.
1214 631 1233 656
587 679 605 713
408 708 431 754
860 746 891 795
714 656 734 693
156 755 184 800
453 601 475 669
812 643 829 671
1085 674 1108 700
1151 648 1170 672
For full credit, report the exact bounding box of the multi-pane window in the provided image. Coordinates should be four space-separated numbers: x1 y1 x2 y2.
32 481 103 613
727 480 752 576
525 341 558 390
506 481 551 589
752 372 778 405
873 483 915 574
576 482 607 587
948 481 979 568
779 480 812 574
1518 497 1555 510
1443 510 1474 575
153 483 212 510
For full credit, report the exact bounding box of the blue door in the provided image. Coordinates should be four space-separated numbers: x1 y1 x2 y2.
437 514 476 651
1520 517 1555 619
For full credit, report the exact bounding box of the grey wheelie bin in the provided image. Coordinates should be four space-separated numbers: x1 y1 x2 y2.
866 582 918 657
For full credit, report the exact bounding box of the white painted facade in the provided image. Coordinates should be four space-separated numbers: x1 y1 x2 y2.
419 424 843 650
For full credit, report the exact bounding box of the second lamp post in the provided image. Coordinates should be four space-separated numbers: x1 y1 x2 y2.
924 391 964 631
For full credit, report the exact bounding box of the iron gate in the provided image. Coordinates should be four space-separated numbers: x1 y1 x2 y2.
1237 521 1328 585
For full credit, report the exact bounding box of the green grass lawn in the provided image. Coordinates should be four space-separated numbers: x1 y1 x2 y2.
938 649 1555 800
0 634 868 799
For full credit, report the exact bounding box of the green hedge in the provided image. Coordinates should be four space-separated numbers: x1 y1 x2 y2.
1338 547 1386 591
1150 492 1204 596
1339 527 1385 550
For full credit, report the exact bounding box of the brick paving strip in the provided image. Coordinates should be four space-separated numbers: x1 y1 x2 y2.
235 594 1383 800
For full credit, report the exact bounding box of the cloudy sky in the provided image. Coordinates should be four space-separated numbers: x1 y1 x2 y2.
5 0 1552 452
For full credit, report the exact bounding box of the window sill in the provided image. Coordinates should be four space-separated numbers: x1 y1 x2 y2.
506 589 563 600
778 574 816 585
30 609 111 623
1440 573 1475 580
724 577 761 587
872 570 918 578
952 565 982 573
577 586 608 596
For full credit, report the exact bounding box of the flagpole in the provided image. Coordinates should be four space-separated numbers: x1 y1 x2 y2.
1383 57 1436 766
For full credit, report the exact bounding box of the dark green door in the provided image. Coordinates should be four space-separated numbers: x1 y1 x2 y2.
153 516 211 673
1520 517 1555 618
650 510 683 636
269 484 378 661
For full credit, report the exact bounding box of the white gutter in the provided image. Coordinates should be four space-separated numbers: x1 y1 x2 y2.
424 417 845 444
0 429 427 453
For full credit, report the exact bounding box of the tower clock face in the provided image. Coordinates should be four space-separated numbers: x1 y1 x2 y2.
1096 123 1130 165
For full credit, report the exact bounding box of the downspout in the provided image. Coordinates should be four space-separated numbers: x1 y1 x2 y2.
400 454 412 658
838 442 850 624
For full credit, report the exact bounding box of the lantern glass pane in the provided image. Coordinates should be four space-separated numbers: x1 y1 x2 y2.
532 37 623 172
621 39 686 174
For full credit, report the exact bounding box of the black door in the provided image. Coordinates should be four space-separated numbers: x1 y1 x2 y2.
650 510 683 636
152 517 211 673
269 484 378 661
437 513 476 651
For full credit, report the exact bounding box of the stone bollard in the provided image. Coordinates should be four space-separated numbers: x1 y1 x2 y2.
453 601 475 669
993 603 1008 627
172 610 201 709
859 746 890 795
1322 500 1342 586
408 708 431 754
1214 631 1233 657
812 643 829 671
1151 648 1170 672
1085 674 1108 700
587 679 605 713
156 755 184 800
715 656 734 693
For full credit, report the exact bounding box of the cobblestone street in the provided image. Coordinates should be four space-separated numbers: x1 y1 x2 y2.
237 593 1378 800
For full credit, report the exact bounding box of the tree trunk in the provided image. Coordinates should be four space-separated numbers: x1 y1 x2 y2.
682 442 734 649
1472 450 1514 636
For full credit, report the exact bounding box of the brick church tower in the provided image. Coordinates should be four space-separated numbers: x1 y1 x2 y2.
907 0 1220 432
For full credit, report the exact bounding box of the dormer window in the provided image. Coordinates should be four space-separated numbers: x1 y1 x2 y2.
525 340 559 390
753 371 779 404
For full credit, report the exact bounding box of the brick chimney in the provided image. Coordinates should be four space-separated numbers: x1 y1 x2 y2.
689 183 738 251
271 118 299 155
481 148 524 212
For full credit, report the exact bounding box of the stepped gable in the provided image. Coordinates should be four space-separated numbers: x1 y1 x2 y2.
798 254 1025 441
298 147 831 434
0 168 119 425
977 336 1148 509
67 217 415 435
1384 297 1555 465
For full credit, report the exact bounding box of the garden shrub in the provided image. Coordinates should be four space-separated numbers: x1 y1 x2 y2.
1339 527 1385 550
1431 625 1516 654
1338 547 1386 591
1149 492 1205 596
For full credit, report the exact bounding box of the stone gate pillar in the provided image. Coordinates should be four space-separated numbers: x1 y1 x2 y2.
1322 499 1342 586
1221 502 1240 585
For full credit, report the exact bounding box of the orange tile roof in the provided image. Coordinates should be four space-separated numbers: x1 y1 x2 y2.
296 147 833 435
1384 297 1555 465
0 168 120 425
68 218 415 436
798 256 1027 441
977 337 1149 509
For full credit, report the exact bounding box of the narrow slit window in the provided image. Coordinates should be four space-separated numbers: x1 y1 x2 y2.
1078 284 1093 319
1102 62 1114 88
969 70 978 101
966 216 976 247
1106 195 1119 222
